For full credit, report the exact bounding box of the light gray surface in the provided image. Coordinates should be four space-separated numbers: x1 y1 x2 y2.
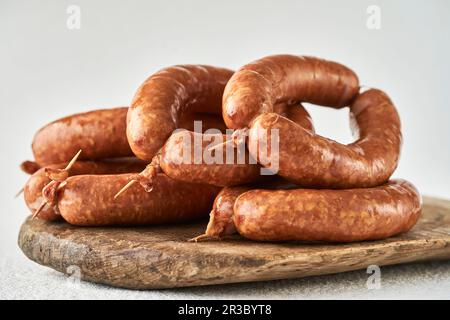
1 0 449 299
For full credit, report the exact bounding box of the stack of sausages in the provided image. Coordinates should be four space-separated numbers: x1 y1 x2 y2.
21 54 422 243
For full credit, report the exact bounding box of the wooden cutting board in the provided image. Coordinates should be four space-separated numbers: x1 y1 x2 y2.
18 196 450 290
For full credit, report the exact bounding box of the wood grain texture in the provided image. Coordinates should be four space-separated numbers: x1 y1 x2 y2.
18 196 450 290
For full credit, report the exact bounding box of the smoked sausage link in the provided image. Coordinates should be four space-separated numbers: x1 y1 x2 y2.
248 89 402 188
20 161 41 175
127 65 234 161
198 186 253 240
24 159 147 221
32 108 133 166
179 113 228 133
58 174 220 226
223 55 359 129
234 179 422 242
157 131 262 187
131 103 315 191
192 178 297 241
32 107 227 167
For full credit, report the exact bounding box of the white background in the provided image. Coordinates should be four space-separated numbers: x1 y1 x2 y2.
0 0 449 299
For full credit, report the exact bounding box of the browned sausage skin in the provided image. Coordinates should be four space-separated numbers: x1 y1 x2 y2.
155 103 315 187
56 174 220 226
190 178 297 241
179 113 228 133
20 161 41 175
191 186 253 241
248 89 401 188
234 179 422 242
156 105 290 186
127 65 234 161
115 103 315 196
223 55 359 129
156 131 263 187
24 159 147 221
32 107 227 167
32 108 133 167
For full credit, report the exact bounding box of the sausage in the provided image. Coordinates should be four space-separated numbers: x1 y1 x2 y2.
33 108 133 166
190 178 296 241
32 107 227 166
248 89 402 188
223 55 359 129
24 158 147 221
127 65 234 161
193 186 253 240
234 179 422 242
124 103 315 192
20 161 41 175
155 131 263 187
54 173 220 226
157 104 314 186
281 102 314 131
179 113 228 133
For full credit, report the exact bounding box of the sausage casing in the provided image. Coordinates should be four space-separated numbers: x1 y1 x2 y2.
200 186 253 239
157 131 262 187
196 178 297 240
32 107 227 166
234 179 422 242
58 174 220 226
143 103 315 188
20 161 41 175
32 108 133 166
248 89 401 188
223 55 359 128
127 65 234 160
24 159 147 221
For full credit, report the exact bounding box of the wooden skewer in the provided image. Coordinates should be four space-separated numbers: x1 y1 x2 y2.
188 234 219 242
114 162 160 198
32 201 47 219
45 149 82 181
114 179 137 199
15 150 78 201
14 188 24 199
65 149 82 171
207 128 250 152
31 180 67 220
30 152 80 220
207 139 234 152
58 181 67 189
